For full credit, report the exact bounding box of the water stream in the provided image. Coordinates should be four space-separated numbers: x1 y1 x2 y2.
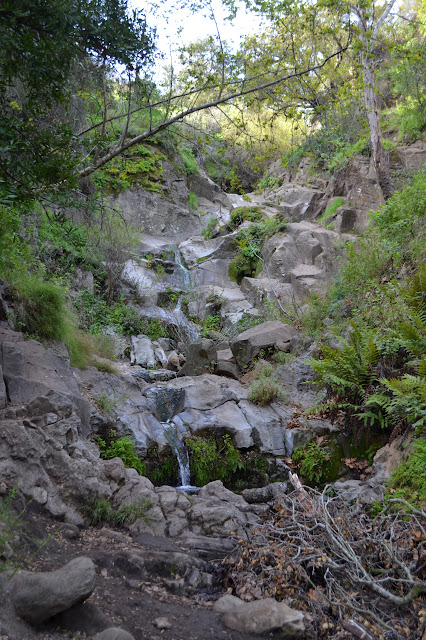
163 422 198 492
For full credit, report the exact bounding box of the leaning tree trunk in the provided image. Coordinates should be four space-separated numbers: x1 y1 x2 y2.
361 54 394 200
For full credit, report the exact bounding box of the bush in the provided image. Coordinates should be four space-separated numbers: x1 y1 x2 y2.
201 217 216 240
186 434 244 486
318 197 344 223
82 497 152 527
188 191 198 212
229 216 287 284
248 361 283 405
180 147 199 175
385 439 426 508
97 429 146 475
227 206 263 231
292 442 331 484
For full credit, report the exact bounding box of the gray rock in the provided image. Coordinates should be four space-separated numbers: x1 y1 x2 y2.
93 627 135 640
154 617 172 630
177 338 217 377
0 365 6 409
214 595 305 636
239 401 285 455
11 556 96 624
130 336 156 368
230 321 298 369
333 479 385 505
49 601 110 635
242 482 288 504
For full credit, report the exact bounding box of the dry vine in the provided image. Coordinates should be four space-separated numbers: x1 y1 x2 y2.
223 485 425 639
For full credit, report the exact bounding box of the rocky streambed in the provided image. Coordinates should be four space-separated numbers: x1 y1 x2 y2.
1 147 423 639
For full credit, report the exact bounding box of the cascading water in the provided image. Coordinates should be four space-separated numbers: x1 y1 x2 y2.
163 422 198 492
123 247 199 343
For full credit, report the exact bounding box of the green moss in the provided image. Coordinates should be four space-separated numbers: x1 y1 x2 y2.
93 145 165 194
318 197 345 223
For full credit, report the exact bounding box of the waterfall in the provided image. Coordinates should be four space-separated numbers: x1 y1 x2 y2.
163 422 198 492
170 248 199 342
173 249 192 290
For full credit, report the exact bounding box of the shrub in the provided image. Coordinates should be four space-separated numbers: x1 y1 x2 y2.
186 434 244 486
97 429 146 475
82 497 152 527
201 217 216 240
384 439 426 509
249 376 282 405
229 217 287 284
188 191 198 212
227 206 263 231
248 361 283 405
200 314 221 337
180 147 198 175
292 441 331 484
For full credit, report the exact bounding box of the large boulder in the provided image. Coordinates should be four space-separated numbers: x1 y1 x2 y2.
214 594 305 636
230 321 298 369
130 336 156 368
11 557 96 624
178 338 217 377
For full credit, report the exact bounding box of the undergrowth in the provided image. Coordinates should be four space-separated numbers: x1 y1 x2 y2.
82 497 153 527
97 429 146 476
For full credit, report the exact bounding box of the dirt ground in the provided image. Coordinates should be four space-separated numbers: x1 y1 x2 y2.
1 509 258 640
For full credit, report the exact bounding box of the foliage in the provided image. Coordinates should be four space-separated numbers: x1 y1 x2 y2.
97 429 146 475
186 433 244 487
200 314 221 338
318 197 344 223
0 0 155 197
292 442 331 484
93 146 165 194
248 362 283 405
201 217 217 240
227 206 263 231
179 147 199 175
82 497 152 527
0 487 23 573
385 439 426 508
188 191 198 212
229 216 287 284
308 258 426 432
76 291 169 339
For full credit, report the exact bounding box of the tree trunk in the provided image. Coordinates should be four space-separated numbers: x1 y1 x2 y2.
361 54 394 200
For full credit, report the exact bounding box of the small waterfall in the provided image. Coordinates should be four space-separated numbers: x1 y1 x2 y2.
170 248 199 342
163 422 198 492
173 249 192 290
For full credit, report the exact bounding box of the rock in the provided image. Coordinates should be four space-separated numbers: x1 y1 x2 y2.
49 602 110 635
11 556 96 624
0 365 6 409
178 532 238 560
93 627 136 640
130 336 156 368
239 401 285 455
177 338 217 377
333 479 385 505
208 401 253 448
154 617 172 630
167 353 181 370
242 482 288 504
214 595 305 636
214 360 240 380
230 321 298 369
